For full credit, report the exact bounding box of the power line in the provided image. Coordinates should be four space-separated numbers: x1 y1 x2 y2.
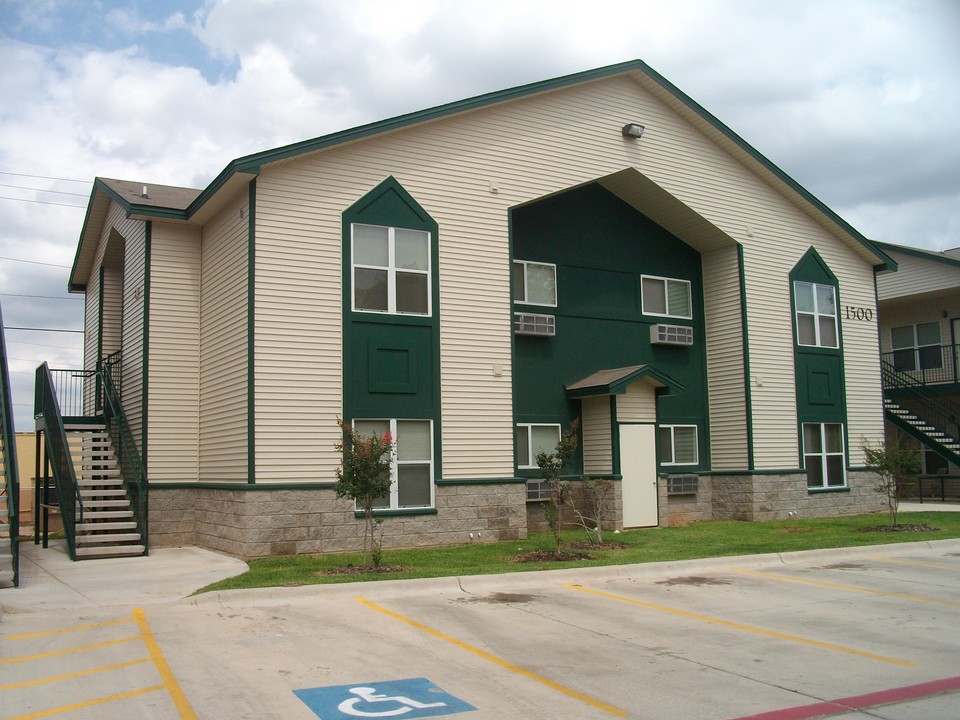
0 255 72 269
0 293 83 300
4 339 83 350
0 195 86 209
0 171 92 185
3 326 84 334
0 182 89 198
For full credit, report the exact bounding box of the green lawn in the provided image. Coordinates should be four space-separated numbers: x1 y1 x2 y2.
197 511 960 593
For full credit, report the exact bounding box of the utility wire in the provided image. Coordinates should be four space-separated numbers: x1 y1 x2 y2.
3 326 84 334
0 255 72 269
0 182 89 197
0 293 82 300
0 195 85 209
0 171 92 184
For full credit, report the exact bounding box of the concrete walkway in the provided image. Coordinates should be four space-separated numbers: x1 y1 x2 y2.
3 501 958 613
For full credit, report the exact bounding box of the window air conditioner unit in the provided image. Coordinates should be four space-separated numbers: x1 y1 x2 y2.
666 474 699 495
651 324 693 346
514 312 556 336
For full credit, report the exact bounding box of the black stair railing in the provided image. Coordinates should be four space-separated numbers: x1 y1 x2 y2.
1 304 21 586
100 354 147 553
34 363 83 560
881 343 959 386
881 359 960 441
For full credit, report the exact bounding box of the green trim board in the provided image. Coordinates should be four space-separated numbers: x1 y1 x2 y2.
737 245 755 471
436 477 527 486
142 221 151 477
356 508 438 518
247 180 256 484
871 239 960 269
149 482 338 491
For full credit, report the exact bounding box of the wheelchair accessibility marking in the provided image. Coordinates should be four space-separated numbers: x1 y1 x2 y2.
294 678 475 719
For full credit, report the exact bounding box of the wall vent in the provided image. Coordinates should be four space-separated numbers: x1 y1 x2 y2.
651 324 693 346
666 474 699 495
514 313 555 336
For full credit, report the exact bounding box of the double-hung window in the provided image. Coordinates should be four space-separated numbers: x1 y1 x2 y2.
794 281 838 348
353 419 434 509
513 260 557 306
641 275 692 319
659 425 698 465
891 322 942 372
352 223 431 315
517 423 560 500
803 422 846 489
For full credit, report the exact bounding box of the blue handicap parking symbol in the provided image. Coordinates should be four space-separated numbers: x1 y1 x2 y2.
294 678 476 719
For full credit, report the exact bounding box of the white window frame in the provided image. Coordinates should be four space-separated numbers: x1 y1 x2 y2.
352 418 435 510
351 223 432 316
641 275 692 319
891 322 943 372
513 260 558 307
794 281 839 349
659 424 699 466
516 423 561 469
802 422 847 489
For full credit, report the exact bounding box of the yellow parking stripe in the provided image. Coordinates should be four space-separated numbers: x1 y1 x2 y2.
872 556 960 571
133 608 199 720
4 618 135 641
0 658 151 690
357 596 629 717
566 584 915 667
4 684 164 720
734 568 960 607
0 636 140 664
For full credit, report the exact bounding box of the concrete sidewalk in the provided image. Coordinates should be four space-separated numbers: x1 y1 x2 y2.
3 501 958 614
1 539 248 613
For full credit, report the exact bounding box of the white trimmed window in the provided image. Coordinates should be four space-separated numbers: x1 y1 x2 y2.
659 425 698 465
517 423 560 501
803 422 846 489
513 260 557 306
891 322 942 372
641 275 692 319
794 281 838 348
353 419 434 509
352 223 431 315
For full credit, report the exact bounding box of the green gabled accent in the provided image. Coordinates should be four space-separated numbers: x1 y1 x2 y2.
142 221 151 476
737 245 755 471
247 180 257 484
341 176 443 480
565 365 685 398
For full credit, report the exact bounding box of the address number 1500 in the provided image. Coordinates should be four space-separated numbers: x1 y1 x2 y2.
844 306 874 321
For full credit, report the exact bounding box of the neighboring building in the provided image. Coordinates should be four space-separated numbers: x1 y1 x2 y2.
48 60 894 559
874 241 960 493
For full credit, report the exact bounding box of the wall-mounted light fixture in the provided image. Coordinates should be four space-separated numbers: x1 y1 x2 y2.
621 123 645 139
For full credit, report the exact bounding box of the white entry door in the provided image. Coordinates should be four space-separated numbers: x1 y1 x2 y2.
620 424 659 527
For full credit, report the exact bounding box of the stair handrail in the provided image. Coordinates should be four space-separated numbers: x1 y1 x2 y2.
881 360 960 437
99 355 147 552
34 362 82 561
1 303 21 585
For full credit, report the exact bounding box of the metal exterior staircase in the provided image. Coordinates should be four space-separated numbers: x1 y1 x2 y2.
882 359 960 467
66 423 144 558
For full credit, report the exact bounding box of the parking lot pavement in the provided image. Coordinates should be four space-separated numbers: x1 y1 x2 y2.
2 540 960 719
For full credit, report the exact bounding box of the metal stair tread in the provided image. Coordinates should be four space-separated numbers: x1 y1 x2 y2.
76 521 137 532
76 545 145 558
80 510 134 520
76 532 142 544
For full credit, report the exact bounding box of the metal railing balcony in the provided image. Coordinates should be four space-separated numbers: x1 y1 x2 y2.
881 343 960 388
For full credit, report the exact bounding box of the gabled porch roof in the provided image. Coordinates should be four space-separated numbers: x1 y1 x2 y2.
565 364 684 399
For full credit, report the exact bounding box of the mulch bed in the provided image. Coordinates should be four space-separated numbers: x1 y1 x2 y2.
512 550 593 563
567 541 628 550
857 524 940 533
319 565 409 576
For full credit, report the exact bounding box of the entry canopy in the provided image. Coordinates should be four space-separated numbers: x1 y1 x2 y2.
565 364 684 398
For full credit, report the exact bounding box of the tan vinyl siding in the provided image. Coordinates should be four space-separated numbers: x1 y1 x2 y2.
702 245 748 470
249 72 882 480
581 396 612 475
616 383 657 423
148 222 200 483
877 252 960 301
199 191 248 484
879 301 959 354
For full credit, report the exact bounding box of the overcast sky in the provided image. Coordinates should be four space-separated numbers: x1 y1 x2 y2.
1 0 958 430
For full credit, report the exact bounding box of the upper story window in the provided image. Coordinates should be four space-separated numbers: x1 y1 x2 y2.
891 322 942 371
641 275 692 319
794 281 838 348
513 260 557 307
352 223 431 316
